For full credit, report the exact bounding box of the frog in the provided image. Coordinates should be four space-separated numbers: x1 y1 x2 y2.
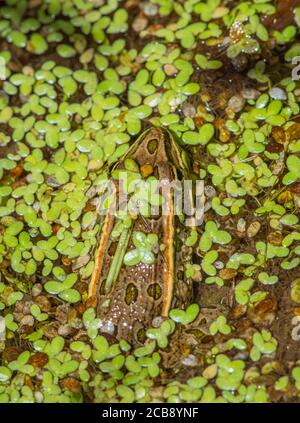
87 127 195 344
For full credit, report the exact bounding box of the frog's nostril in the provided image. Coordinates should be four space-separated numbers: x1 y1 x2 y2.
147 139 158 154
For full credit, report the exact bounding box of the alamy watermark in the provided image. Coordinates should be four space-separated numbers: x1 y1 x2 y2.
94 176 205 227
0 57 6 80
292 56 300 81
291 316 300 341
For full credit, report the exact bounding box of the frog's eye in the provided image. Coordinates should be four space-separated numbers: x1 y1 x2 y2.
147 139 158 154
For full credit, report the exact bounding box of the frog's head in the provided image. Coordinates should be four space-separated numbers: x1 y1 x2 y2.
121 127 191 178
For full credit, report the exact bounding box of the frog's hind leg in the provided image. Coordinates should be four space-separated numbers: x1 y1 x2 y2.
88 212 115 305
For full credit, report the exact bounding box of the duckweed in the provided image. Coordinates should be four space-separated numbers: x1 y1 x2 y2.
169 304 200 325
250 330 278 362
124 232 158 266
210 316 232 336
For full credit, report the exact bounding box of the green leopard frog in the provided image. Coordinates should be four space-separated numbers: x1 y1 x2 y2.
88 127 194 344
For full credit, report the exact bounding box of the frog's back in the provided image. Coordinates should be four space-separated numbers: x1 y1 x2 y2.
88 128 193 343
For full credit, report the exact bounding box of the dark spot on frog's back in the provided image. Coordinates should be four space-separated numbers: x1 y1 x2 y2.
147 138 158 154
135 326 147 344
125 283 138 305
147 283 162 300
